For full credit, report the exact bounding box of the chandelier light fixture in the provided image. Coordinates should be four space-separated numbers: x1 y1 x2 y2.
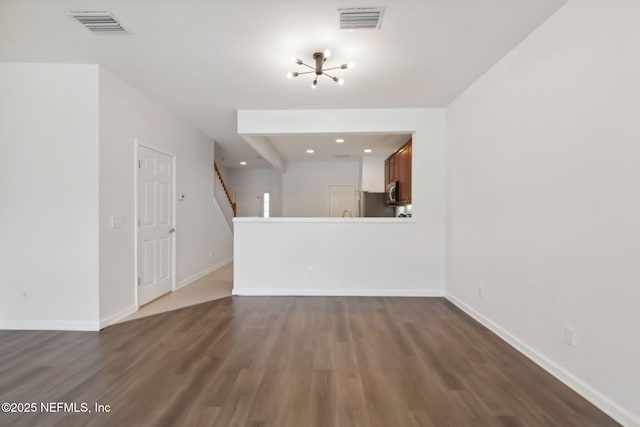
287 49 354 88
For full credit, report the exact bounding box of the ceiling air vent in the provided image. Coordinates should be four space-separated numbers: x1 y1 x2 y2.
334 154 352 159
68 12 127 34
338 7 384 30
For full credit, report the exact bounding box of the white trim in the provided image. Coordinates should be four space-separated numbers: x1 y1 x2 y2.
171 149 177 292
0 320 100 332
176 257 234 290
445 293 640 427
134 141 139 308
233 217 414 223
233 288 444 297
134 139 178 307
99 305 138 329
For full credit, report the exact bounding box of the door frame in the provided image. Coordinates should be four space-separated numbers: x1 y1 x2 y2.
134 139 178 308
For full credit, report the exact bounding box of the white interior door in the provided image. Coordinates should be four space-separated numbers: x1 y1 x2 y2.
137 144 175 306
329 185 357 217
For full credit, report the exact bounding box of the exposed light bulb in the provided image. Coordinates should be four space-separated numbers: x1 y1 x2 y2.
290 56 297 63
240 161 247 165
324 49 332 59
347 62 355 69
364 149 372 153
306 149 315 154
337 78 344 85
311 79 318 88
286 72 293 79
335 138 344 143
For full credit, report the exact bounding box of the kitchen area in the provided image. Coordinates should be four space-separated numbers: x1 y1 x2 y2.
225 133 413 220
233 107 447 297
359 137 412 218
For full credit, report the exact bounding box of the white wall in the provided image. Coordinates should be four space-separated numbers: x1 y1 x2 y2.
229 168 275 195
234 218 438 296
236 108 447 296
0 63 100 330
99 68 233 325
213 175 234 229
447 1 640 424
282 161 361 217
361 155 386 193
271 168 283 217
228 167 280 217
214 149 231 183
211 152 234 227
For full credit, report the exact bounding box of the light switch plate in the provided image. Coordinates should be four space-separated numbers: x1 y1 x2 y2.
563 326 576 346
111 216 125 228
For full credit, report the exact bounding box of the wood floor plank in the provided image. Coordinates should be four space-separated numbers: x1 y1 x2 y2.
0 297 620 426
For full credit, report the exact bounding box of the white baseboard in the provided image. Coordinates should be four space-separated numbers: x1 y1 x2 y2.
233 288 445 297
445 293 639 427
0 319 100 332
99 305 138 329
176 257 233 290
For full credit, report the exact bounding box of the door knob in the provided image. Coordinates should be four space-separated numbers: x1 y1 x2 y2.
169 228 175 233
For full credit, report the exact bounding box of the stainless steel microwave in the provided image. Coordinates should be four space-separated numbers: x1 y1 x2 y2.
386 181 399 205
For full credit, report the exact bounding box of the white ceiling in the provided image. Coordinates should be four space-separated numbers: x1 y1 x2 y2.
267 133 410 164
0 0 566 169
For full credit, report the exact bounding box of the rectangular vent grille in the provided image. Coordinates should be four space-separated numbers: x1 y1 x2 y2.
338 7 384 30
68 12 127 34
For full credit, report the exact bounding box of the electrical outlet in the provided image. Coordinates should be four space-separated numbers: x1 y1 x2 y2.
563 326 576 346
307 266 313 277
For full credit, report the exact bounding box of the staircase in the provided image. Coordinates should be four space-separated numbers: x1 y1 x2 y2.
214 162 236 230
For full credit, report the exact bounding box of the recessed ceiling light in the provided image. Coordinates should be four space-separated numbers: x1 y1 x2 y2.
364 149 372 153
240 161 247 165
306 149 315 154
335 138 344 143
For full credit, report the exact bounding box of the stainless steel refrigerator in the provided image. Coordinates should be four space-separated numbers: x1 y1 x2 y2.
359 192 395 217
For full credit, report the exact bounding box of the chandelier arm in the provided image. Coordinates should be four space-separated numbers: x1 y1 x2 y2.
295 70 317 75
321 66 343 72
323 71 336 79
300 63 315 70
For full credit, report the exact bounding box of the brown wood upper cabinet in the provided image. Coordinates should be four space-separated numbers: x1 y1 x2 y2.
384 138 412 205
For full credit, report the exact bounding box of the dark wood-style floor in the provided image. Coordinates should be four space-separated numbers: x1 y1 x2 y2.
0 297 617 427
